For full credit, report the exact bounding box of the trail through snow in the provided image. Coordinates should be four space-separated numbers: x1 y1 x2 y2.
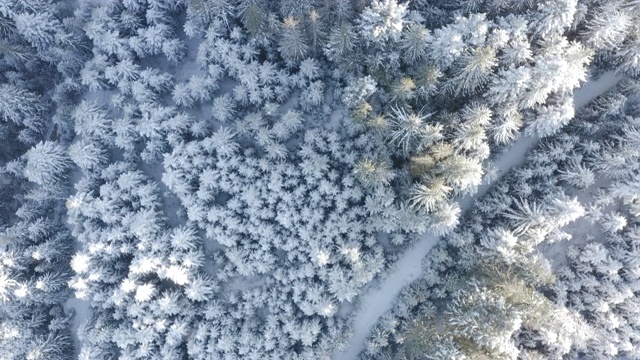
333 71 621 360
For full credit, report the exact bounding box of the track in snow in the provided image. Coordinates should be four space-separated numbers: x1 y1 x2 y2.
333 71 621 360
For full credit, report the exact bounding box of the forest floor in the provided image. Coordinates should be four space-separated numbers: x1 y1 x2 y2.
333 70 621 360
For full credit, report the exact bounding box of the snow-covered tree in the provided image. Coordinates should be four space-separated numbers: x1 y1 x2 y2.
278 17 309 63
72 101 113 141
408 179 451 212
211 94 236 123
531 0 578 39
0 85 46 126
188 0 235 27
580 5 631 51
359 0 407 44
388 107 441 157
444 46 497 96
526 100 575 137
402 251 587 360
354 157 395 189
13 12 60 50
555 224 640 359
324 24 357 64
400 23 430 64
599 211 627 233
22 142 70 186
558 156 595 188
68 140 108 171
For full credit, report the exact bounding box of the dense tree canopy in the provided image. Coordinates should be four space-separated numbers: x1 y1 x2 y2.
1 0 639 359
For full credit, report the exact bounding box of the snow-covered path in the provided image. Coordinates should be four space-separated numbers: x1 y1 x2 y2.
333 71 621 360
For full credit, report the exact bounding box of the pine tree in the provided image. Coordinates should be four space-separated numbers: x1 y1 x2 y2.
485 0 536 14
532 0 578 39
240 0 271 39
24 332 71 360
599 211 627 233
388 107 441 157
403 252 588 359
299 80 324 110
13 12 60 50
211 94 236 123
580 5 630 51
279 0 313 18
408 178 451 212
324 24 357 63
430 202 461 235
558 157 595 188
326 0 354 25
414 64 442 98
489 105 523 145
23 141 70 186
358 0 407 44
546 195 585 228
444 46 497 97
305 8 325 56
453 122 488 154
525 100 575 137
342 75 378 109
188 0 235 27
353 157 394 188
616 35 640 76
271 110 303 140
187 75 216 103
437 155 483 194
401 23 430 64
68 140 108 171
0 40 31 62
162 38 186 64
278 16 309 63
486 66 532 108
503 198 547 235
72 101 113 140
390 77 416 103
173 83 195 108
0 85 46 125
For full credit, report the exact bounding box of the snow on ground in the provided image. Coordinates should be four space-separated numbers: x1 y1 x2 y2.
333 71 622 360
573 71 620 108
62 167 91 355
63 297 91 357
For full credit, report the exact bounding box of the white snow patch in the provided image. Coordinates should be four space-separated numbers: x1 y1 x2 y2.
64 297 91 357
573 71 620 108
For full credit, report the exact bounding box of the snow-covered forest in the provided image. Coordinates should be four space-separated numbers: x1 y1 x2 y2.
1 0 640 359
